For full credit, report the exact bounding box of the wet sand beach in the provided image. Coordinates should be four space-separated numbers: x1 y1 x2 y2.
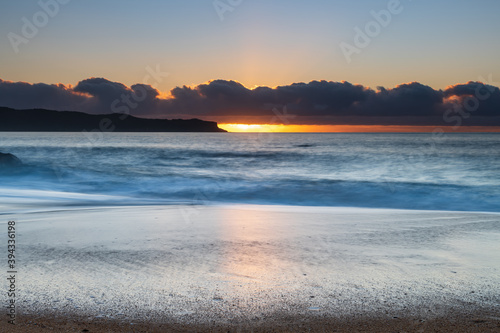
2 204 500 332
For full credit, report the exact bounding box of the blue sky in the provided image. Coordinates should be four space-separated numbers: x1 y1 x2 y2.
1 0 500 92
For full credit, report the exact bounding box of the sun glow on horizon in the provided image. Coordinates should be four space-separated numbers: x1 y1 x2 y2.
219 124 500 133
220 124 333 132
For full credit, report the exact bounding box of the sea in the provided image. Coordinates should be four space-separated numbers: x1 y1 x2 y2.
1 132 499 212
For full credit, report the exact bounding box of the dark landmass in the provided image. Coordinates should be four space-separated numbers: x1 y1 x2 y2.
0 107 227 132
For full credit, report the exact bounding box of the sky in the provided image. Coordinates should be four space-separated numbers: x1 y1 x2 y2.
1 0 500 130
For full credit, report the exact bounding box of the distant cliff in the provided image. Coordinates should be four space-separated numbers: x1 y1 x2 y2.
0 107 227 132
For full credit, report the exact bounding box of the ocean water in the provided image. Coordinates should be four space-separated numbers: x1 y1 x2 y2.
1 132 499 212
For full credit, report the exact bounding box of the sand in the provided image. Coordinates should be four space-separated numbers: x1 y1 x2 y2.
1 204 500 331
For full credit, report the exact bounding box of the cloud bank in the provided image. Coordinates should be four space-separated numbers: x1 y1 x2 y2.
1 77 499 126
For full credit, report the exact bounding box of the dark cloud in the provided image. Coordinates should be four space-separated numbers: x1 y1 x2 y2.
165 80 374 117
1 77 499 126
443 81 500 116
358 82 444 116
73 78 129 104
0 79 87 111
273 81 372 115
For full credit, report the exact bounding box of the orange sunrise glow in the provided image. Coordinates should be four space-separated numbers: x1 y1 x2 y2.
219 124 500 133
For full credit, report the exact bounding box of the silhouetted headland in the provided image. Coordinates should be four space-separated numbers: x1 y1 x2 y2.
0 107 227 132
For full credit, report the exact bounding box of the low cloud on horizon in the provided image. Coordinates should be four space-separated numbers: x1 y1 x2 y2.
1 77 500 126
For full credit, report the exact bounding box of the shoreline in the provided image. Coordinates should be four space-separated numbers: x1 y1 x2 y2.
3 196 500 216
